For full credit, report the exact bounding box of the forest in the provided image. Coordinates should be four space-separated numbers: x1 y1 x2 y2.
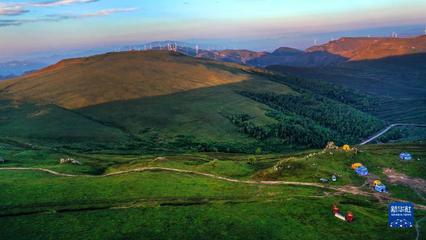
227 89 384 148
248 69 381 112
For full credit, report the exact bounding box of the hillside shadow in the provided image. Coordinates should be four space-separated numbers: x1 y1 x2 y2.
266 53 426 124
248 51 348 67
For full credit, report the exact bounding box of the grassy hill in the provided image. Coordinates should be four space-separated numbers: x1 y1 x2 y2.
0 100 131 150
0 51 261 109
0 51 385 152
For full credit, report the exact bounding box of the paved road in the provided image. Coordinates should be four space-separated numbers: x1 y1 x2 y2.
359 123 426 146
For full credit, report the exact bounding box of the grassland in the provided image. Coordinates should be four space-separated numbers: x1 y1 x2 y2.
0 51 392 153
0 141 424 239
0 100 130 149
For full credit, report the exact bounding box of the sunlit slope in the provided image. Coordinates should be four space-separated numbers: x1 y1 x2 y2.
0 51 295 150
0 51 259 109
307 35 426 61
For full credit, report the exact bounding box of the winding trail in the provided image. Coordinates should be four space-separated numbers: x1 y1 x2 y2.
1 166 425 210
359 123 426 146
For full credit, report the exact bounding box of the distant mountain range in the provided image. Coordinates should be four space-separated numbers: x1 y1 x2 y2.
193 47 346 67
197 35 426 67
3 35 424 77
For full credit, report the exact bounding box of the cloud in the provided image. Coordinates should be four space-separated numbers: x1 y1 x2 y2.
0 7 138 27
81 7 137 17
0 0 99 16
0 19 24 26
0 4 29 16
31 0 99 7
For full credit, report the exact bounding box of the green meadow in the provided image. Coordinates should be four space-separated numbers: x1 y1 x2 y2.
0 142 424 239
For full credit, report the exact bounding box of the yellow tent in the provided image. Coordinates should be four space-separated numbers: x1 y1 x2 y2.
342 144 351 151
351 163 363 170
373 180 382 186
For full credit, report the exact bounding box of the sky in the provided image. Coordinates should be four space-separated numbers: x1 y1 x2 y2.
1 0 426 61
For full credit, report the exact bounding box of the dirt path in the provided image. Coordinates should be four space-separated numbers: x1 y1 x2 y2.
384 168 426 201
1 166 425 210
359 123 426 146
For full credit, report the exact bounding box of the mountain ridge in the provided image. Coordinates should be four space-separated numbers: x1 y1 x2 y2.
198 35 426 67
307 35 426 61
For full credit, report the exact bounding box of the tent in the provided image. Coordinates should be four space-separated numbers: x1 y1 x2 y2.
355 166 368 176
351 163 363 170
400 152 412 161
342 145 351 151
373 180 382 186
374 184 387 193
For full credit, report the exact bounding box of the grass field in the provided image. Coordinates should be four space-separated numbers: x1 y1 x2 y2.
0 142 425 239
0 51 391 153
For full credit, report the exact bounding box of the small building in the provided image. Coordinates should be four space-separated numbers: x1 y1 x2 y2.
355 166 368 176
400 152 412 161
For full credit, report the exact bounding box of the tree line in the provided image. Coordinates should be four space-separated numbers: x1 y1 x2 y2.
226 90 384 148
